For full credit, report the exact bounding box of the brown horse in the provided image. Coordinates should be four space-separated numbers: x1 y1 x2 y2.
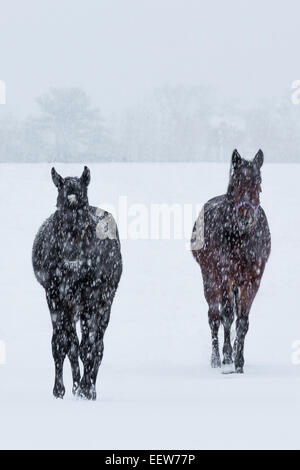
191 150 271 373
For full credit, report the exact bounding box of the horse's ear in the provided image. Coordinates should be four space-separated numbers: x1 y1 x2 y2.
254 149 264 168
51 167 64 188
231 149 242 169
80 166 90 186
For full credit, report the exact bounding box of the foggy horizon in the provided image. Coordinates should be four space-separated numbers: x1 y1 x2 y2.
1 0 300 117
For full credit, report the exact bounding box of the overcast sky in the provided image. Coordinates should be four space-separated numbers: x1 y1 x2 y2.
1 0 300 116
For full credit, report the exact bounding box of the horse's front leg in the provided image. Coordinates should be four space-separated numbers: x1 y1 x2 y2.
79 312 96 400
66 320 81 396
79 293 114 400
90 298 113 387
79 302 103 401
208 305 221 368
220 297 234 373
46 291 68 398
234 313 249 374
234 282 258 373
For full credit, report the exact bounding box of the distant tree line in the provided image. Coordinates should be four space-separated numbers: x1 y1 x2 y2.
0 86 299 163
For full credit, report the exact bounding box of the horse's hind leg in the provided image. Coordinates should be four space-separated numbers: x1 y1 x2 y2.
66 320 81 396
208 305 221 368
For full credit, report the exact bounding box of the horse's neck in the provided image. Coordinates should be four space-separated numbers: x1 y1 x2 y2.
223 197 240 236
223 197 257 242
56 208 92 235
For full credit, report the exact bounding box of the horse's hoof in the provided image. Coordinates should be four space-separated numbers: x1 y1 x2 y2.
53 386 65 399
235 366 244 374
211 356 221 368
221 363 234 374
79 390 97 401
79 385 97 401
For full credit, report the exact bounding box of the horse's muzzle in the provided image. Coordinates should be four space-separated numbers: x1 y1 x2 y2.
67 194 77 204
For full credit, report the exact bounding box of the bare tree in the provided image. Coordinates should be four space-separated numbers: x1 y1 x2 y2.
34 88 106 162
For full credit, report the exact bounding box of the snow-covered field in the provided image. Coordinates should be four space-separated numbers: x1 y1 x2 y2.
0 162 300 450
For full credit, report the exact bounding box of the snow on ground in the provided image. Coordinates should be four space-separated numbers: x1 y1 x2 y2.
0 162 300 450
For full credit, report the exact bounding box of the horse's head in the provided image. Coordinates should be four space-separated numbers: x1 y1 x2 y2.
228 149 264 233
51 166 91 211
